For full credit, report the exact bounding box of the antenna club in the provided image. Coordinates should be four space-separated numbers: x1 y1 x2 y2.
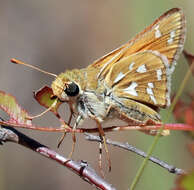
10 58 19 64
10 58 57 78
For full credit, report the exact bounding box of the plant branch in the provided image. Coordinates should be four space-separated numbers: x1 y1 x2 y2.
129 51 194 190
0 120 193 134
85 133 186 175
0 119 116 190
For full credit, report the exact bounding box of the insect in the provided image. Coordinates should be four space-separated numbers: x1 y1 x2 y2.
12 8 186 172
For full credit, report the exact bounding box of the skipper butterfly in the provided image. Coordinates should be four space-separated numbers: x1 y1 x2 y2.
12 8 186 171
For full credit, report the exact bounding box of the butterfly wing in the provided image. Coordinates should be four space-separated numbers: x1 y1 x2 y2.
88 8 186 82
104 50 171 107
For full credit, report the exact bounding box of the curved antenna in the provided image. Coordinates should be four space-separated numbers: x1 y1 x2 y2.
11 58 57 78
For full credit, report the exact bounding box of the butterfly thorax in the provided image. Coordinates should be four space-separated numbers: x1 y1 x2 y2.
51 65 162 126
50 68 105 123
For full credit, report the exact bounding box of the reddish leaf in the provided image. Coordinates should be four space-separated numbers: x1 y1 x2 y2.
173 93 194 133
174 170 194 190
187 143 194 157
0 90 31 125
0 90 72 132
173 99 186 123
34 86 62 117
185 108 194 126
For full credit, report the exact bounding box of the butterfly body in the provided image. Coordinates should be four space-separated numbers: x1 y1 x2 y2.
11 8 186 171
51 51 166 134
50 8 186 136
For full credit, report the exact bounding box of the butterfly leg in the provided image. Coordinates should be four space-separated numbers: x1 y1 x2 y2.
68 115 83 159
97 104 113 174
95 119 111 172
98 136 105 177
26 99 58 120
57 106 74 148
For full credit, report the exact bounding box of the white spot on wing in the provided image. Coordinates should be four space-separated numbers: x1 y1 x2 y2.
150 95 157 105
123 82 138 96
171 31 175 37
142 50 171 106
167 39 173 44
156 69 162 80
167 30 176 44
113 72 125 83
148 82 154 88
155 25 161 38
136 64 147 73
146 82 157 104
146 87 153 95
129 62 135 71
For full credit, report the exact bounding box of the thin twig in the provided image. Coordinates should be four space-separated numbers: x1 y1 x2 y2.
0 120 193 133
85 133 186 175
129 50 194 190
0 121 116 190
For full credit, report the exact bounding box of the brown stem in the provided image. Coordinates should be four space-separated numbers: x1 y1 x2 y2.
1 120 193 134
85 133 186 175
0 120 116 190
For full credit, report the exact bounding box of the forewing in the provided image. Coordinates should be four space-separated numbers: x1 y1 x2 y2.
104 50 172 107
88 8 185 80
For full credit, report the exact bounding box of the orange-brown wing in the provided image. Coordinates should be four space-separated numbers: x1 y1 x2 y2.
88 8 186 80
104 50 172 108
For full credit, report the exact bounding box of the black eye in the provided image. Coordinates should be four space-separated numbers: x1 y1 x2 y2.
64 82 79 97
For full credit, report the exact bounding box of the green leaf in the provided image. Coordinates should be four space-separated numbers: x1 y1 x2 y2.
181 171 194 190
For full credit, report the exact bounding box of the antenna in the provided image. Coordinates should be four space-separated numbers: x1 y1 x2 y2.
11 58 57 77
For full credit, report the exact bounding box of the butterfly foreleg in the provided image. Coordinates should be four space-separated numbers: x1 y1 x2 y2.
68 115 84 158
94 118 111 173
98 136 104 177
57 105 75 148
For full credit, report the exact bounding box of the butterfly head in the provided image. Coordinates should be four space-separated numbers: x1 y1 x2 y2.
10 59 83 102
51 71 81 101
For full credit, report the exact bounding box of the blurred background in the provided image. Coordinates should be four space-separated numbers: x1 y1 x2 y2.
0 0 194 189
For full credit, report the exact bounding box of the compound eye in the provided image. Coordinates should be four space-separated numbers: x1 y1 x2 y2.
64 82 79 97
